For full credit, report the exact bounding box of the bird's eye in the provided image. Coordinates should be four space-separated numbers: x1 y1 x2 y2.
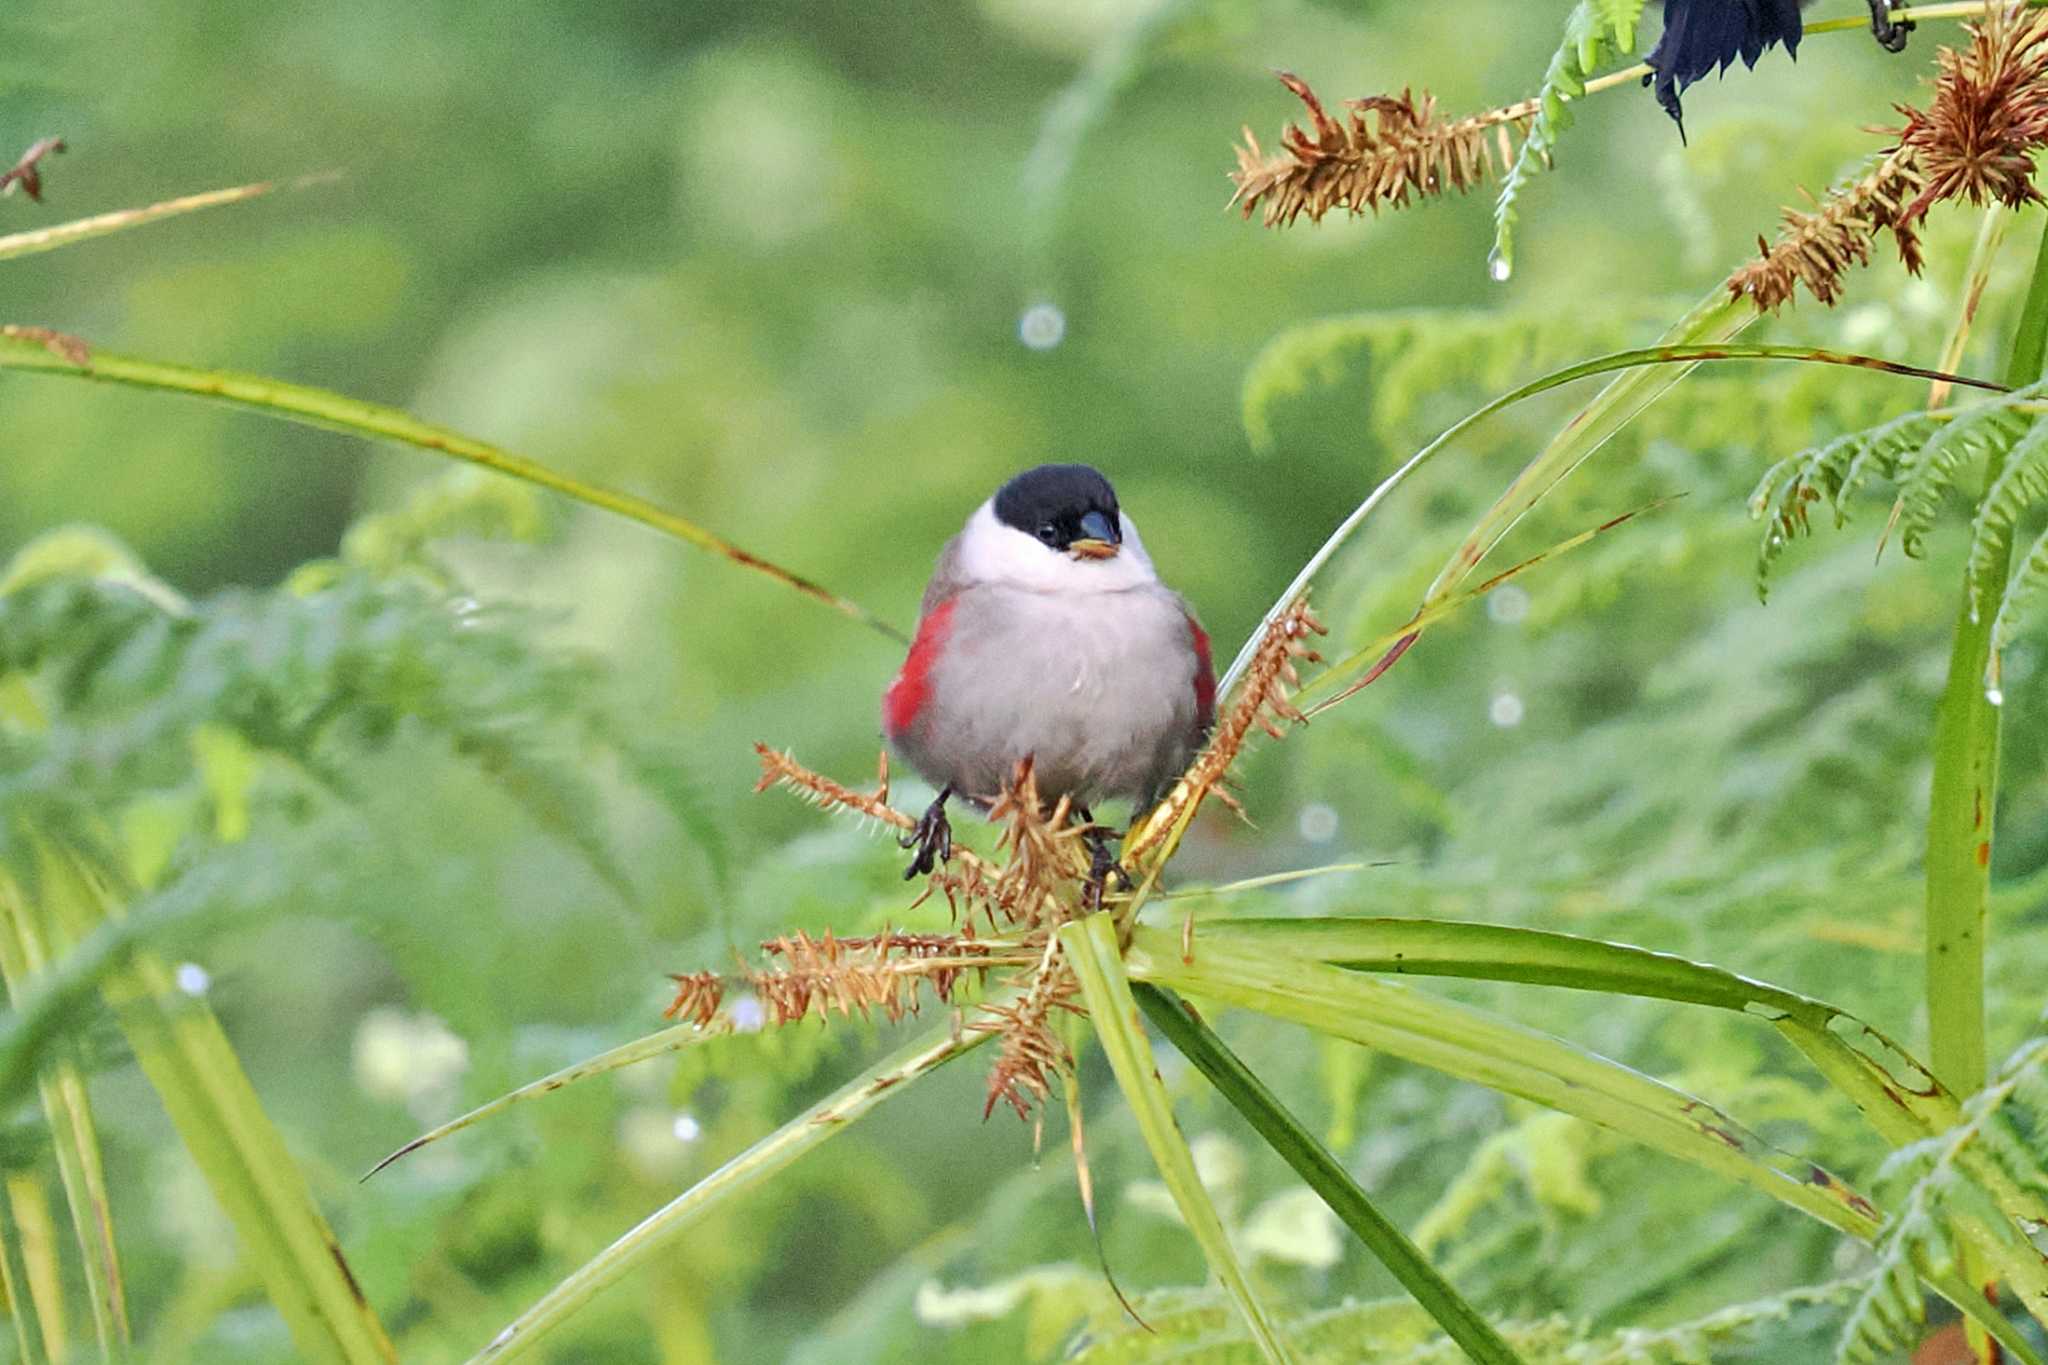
1036 524 1060 545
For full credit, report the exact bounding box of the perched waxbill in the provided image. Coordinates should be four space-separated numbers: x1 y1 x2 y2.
1647 0 1910 135
883 464 1215 880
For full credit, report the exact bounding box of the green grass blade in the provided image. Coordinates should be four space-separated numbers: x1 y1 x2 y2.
1061 914 1297 1365
4 1177 64 1362
1414 292 1753 612
366 1018 743 1179
468 1021 981 1362
0 178 312 263
0 1184 49 1365
1132 982 1521 1365
32 844 395 1365
1127 929 1882 1239
0 332 908 644
1177 916 1948 1136
1218 321 1995 694
0 875 127 1354
1925 220 2048 1100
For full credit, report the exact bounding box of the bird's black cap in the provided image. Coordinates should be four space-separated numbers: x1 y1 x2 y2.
993 464 1122 551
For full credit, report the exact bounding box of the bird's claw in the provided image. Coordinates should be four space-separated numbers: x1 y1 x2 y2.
900 788 954 880
1080 821 1131 913
1868 0 1911 52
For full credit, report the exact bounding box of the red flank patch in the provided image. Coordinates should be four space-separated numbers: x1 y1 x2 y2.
1188 615 1215 730
884 597 958 737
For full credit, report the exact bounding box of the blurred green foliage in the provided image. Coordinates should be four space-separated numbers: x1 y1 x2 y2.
4 0 2048 1361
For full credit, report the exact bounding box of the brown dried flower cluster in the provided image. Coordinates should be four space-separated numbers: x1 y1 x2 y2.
662 928 1001 1044
725 749 1106 1120
1230 73 1523 226
1126 598 1327 862
972 940 1083 1122
1900 5 2048 219
1730 6 2048 313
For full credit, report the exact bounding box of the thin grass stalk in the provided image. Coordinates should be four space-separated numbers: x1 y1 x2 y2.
0 333 908 644
4 1177 63 1363
1061 915 1296 1365
1927 205 2012 410
1132 982 1522 1365
0 1185 48 1365
1216 324 1976 694
469 1020 984 1362
0 178 313 263
29 841 397 1365
0 874 126 1355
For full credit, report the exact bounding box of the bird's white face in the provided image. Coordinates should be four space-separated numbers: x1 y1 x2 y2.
955 500 1161 595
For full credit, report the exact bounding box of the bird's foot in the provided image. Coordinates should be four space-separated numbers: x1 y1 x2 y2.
1867 0 1911 52
900 786 954 880
1078 816 1132 913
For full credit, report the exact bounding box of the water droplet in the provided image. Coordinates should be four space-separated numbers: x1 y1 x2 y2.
1487 249 1512 283
1486 583 1530 626
175 962 210 997
1987 687 2005 707
1018 301 1066 351
1297 803 1339 844
1489 692 1525 729
730 994 766 1033
671 1113 702 1143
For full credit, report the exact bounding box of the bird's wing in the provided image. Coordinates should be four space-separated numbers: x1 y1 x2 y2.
919 532 971 618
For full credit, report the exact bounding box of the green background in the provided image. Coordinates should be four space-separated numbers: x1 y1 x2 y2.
4 0 2042 1360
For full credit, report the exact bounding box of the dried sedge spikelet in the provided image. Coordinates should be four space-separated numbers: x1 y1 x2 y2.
985 758 1095 926
763 929 995 1006
1898 5 2048 221
1231 72 1520 227
754 744 909 832
1729 7 2048 314
974 950 1082 1122
1726 148 1924 312
663 971 724 1027
750 929 981 1025
1128 599 1326 860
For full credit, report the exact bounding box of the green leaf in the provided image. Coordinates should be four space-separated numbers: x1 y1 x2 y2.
1126 928 1882 1240
30 843 396 1365
0 333 907 645
1061 914 1297 1365
468 1021 980 1362
365 1018 747 1179
1218 321 2000 697
1132 982 1522 1365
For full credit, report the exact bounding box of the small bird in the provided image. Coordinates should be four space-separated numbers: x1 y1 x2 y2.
1647 0 1911 135
883 464 1215 881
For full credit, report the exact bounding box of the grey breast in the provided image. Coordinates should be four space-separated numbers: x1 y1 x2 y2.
912 578 1200 808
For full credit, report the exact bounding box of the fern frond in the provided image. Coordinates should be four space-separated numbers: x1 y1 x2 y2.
1833 1034 2048 1363
1749 411 1943 599
1893 398 2033 558
0 535 716 906
1750 384 2048 601
1993 513 2048 658
1965 419 2048 619
1491 0 1648 279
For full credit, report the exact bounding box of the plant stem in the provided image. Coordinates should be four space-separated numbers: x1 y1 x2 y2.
1925 218 2048 1100
1133 983 1523 1365
1925 213 2048 1365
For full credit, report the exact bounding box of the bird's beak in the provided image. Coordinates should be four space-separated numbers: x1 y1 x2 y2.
1068 509 1121 560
